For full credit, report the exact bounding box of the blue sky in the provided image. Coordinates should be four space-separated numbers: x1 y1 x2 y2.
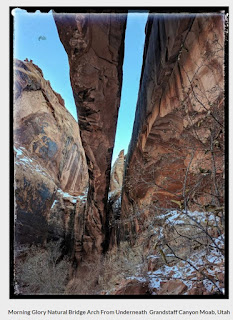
13 9 148 163
113 11 148 161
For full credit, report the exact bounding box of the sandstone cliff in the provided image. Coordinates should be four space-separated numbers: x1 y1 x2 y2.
122 13 224 231
14 59 88 250
53 12 127 256
109 149 125 203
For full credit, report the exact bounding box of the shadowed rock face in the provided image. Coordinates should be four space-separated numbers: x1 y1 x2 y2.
14 59 88 247
108 150 125 248
121 14 224 236
53 12 127 256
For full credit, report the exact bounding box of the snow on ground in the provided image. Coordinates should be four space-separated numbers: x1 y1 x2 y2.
126 276 147 282
146 208 225 295
147 245 224 294
156 209 221 227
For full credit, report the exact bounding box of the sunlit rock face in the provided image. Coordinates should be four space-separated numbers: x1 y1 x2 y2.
14 59 88 248
121 14 225 237
53 12 127 256
109 150 125 202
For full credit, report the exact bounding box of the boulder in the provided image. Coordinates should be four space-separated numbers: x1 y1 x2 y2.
154 279 188 295
113 279 151 295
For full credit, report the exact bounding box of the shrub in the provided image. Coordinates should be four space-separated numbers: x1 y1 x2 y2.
15 240 70 295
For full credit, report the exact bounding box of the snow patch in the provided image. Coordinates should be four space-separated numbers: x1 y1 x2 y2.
147 243 224 294
126 276 147 282
51 200 58 209
14 145 53 179
56 187 88 204
14 146 23 157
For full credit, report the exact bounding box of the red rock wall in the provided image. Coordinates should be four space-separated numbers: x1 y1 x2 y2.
121 13 225 236
53 12 127 256
14 59 88 249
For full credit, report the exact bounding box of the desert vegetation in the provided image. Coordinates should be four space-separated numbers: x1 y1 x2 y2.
14 240 70 295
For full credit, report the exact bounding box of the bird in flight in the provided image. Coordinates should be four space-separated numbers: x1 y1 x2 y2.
38 36 46 41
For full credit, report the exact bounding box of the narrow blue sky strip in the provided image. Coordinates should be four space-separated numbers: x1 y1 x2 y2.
112 12 148 162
